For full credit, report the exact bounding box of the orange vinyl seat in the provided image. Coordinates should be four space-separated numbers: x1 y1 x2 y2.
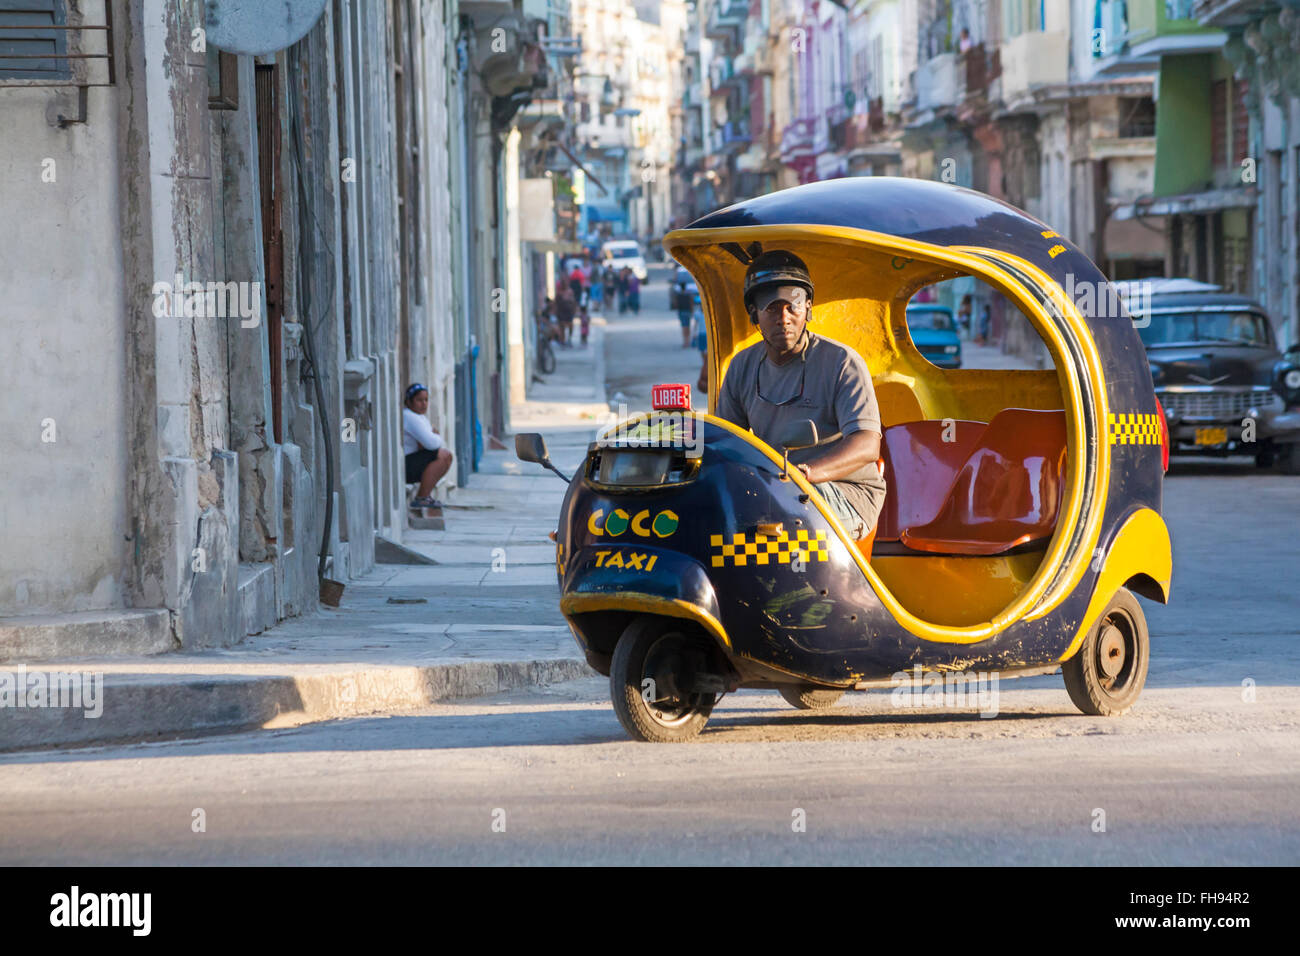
875 419 987 542
900 409 1067 556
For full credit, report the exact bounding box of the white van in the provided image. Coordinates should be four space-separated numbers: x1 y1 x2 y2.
601 239 648 282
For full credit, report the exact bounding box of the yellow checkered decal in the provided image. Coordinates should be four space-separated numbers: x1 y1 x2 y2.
709 530 830 567
1108 412 1162 445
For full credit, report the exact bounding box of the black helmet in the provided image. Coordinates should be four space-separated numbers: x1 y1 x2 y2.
743 250 814 311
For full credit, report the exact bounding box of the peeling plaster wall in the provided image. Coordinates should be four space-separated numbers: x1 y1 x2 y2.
419 0 460 491
0 80 130 615
2 0 465 650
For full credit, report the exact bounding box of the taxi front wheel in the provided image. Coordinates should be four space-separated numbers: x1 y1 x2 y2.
778 687 845 710
610 617 716 743
1063 588 1149 717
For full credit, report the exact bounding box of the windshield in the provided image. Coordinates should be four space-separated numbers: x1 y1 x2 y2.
605 243 640 257
1136 310 1274 348
906 308 956 333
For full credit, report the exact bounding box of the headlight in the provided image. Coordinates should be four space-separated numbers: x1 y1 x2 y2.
592 446 699 486
598 450 672 485
1284 369 1300 390
944 345 959 354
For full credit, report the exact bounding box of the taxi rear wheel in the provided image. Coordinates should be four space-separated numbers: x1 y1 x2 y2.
778 686 845 710
1063 588 1149 717
610 617 716 743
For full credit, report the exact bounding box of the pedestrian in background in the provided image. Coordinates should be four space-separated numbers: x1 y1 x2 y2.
616 267 630 314
603 265 616 306
627 270 641 315
674 272 693 347
692 293 709 394
555 286 577 347
402 383 452 510
957 294 973 340
568 261 586 308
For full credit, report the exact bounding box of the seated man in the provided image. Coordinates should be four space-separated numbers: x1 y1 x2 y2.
402 383 453 509
714 250 886 539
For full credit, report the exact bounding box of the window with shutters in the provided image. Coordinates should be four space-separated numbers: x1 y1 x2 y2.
1210 77 1250 186
1231 77 1249 169
0 0 68 79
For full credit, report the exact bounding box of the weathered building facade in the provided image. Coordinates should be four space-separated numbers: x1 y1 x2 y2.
1198 0 1300 347
0 0 561 658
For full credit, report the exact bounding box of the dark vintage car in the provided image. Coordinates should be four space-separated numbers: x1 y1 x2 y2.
1119 279 1300 472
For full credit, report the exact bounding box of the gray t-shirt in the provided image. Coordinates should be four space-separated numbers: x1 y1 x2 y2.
715 333 886 531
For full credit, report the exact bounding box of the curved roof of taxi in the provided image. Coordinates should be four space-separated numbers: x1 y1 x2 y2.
678 176 1075 256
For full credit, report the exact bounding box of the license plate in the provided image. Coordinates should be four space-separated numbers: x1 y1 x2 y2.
1195 427 1228 445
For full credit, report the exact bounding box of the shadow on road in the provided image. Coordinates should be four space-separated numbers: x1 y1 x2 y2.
0 691 1196 765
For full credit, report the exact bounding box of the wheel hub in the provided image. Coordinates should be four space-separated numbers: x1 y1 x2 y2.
1098 624 1126 679
642 637 702 725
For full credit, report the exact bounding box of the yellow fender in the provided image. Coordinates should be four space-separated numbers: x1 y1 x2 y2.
1060 507 1171 662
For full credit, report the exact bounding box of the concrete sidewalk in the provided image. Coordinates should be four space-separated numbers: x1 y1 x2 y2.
0 325 610 752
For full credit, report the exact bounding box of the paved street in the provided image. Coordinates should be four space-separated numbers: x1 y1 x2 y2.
1 271 1297 865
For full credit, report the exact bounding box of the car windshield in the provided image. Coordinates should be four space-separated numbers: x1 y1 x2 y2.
906 308 956 333
1136 310 1273 348
605 243 639 257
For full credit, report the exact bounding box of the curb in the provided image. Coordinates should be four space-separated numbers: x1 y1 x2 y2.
0 657 595 753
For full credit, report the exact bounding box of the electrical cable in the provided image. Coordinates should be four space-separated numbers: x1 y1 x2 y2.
286 43 337 585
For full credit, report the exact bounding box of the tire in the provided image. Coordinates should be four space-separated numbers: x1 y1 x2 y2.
609 617 716 742
1063 588 1149 716
778 686 845 710
1254 443 1275 469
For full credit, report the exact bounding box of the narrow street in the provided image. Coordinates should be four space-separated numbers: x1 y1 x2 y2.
5 0 1300 901
2 270 1297 866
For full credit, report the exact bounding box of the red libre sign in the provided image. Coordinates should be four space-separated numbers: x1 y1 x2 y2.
651 383 692 411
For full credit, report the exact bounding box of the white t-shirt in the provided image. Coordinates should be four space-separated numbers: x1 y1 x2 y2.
402 408 444 455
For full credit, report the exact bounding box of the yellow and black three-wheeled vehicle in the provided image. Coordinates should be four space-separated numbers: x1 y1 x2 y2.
517 177 1173 742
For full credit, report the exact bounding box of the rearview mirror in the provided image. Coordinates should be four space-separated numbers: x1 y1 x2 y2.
779 419 819 451
515 433 549 464
514 432 571 484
